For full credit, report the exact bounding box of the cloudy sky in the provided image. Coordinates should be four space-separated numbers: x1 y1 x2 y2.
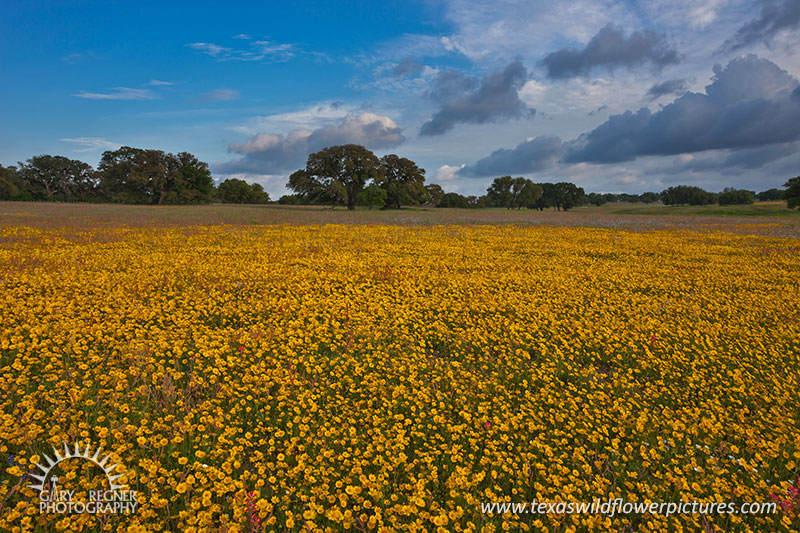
2 0 799 197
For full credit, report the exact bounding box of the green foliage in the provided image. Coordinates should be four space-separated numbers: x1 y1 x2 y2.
486 176 543 209
277 194 304 205
586 192 607 206
756 188 784 201
97 146 213 204
437 192 469 208
785 177 800 209
639 192 660 203
375 154 426 209
0 165 30 201
424 184 445 206
289 145 381 210
531 182 585 211
555 182 585 210
356 183 387 209
660 185 716 206
216 178 270 204
170 152 216 204
17 155 97 201
486 176 514 207
718 187 755 206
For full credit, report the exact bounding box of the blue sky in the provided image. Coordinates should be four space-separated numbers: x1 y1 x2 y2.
2 0 799 197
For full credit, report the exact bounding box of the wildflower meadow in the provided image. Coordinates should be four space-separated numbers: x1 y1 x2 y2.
0 217 798 532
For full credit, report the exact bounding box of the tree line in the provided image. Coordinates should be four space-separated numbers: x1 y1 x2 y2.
281 144 590 210
2 144 798 209
0 148 269 204
281 144 799 210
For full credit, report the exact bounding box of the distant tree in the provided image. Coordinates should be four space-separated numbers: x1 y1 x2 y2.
718 187 755 205
0 164 29 201
602 193 619 203
250 183 271 203
756 188 784 201
217 178 252 203
639 191 660 203
586 192 607 206
287 170 326 205
465 195 488 208
375 154 426 209
97 146 213 204
487 176 542 209
288 145 380 210
661 185 715 206
97 147 153 203
424 183 445 206
277 194 304 205
356 183 387 209
785 177 800 209
512 178 542 209
486 176 514 208
531 182 555 210
437 192 469 208
555 182 585 211
168 152 215 204
216 178 270 203
690 188 715 206
617 193 639 203
17 155 96 201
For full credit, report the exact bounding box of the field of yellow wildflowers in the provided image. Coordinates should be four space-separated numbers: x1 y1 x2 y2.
1 216 799 532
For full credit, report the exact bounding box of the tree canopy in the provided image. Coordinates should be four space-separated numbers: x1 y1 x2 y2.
98 147 214 204
375 154 426 209
486 176 544 209
718 188 755 206
661 185 716 206
216 178 270 204
289 145 382 210
17 155 96 201
785 177 800 210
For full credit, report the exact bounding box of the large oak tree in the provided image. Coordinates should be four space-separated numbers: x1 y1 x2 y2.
289 144 381 210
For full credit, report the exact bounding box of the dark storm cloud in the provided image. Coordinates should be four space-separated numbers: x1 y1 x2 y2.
457 135 563 177
216 113 405 174
588 105 608 116
719 0 800 53
392 59 424 77
655 143 798 177
419 60 534 136
540 24 682 79
646 79 689 100
563 55 800 164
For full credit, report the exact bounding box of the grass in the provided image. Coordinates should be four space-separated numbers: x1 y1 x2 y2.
1 200 799 234
608 201 799 217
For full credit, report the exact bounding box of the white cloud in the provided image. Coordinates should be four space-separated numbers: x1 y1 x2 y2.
188 40 294 62
147 79 174 86
433 164 465 186
60 137 122 152
230 101 390 136
638 0 735 29
218 112 406 174
73 87 158 100
438 0 639 64
519 75 654 116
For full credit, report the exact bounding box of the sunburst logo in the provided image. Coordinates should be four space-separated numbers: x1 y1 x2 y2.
26 440 139 514
28 441 126 492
